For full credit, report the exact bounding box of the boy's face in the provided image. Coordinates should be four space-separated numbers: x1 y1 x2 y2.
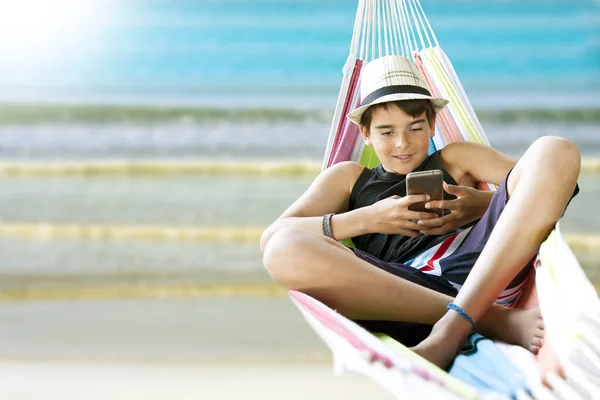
359 104 435 175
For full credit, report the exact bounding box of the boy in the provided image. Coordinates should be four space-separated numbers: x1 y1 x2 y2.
260 56 580 369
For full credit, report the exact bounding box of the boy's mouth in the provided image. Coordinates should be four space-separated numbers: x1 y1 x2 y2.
392 154 413 162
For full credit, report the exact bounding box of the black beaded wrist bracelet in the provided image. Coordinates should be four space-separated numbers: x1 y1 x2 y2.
322 213 335 238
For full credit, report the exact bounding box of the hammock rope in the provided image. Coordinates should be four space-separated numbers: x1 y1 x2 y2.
327 0 493 172
352 0 441 60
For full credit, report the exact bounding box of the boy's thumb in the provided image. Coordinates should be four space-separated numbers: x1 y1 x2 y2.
443 181 462 194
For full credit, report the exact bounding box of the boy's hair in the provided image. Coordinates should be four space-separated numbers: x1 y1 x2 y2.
359 99 435 131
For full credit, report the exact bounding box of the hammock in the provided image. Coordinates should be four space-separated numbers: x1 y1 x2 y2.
290 1 600 398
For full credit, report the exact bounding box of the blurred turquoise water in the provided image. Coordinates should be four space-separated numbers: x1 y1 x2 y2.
0 1 597 158
0 0 597 109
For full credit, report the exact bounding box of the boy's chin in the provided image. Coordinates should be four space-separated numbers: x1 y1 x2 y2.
387 155 427 174
383 164 413 175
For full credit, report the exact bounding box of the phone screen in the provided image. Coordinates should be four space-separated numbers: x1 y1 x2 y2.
406 170 443 217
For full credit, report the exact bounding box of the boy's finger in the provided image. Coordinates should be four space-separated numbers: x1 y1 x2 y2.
402 220 425 231
426 199 458 210
424 200 441 209
443 181 467 195
416 216 445 228
407 211 439 221
404 194 431 204
420 227 444 235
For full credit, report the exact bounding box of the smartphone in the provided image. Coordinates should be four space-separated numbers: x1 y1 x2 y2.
406 169 444 218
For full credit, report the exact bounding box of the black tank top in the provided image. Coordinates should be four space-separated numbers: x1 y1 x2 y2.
348 151 459 264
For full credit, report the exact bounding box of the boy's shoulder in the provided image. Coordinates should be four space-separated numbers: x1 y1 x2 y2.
440 141 483 165
326 161 366 176
440 140 478 155
322 161 367 191
439 141 486 183
439 141 515 186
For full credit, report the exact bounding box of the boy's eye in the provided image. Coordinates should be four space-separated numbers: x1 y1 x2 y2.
380 131 393 136
409 128 423 133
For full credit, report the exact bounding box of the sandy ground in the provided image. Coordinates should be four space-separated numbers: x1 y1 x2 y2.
0 296 395 399
0 362 394 400
0 297 328 362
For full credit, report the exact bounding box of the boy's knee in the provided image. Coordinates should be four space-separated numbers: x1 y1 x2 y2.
533 136 580 159
532 136 581 174
262 228 312 287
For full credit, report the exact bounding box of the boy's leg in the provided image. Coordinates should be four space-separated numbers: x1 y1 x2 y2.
263 227 541 345
264 228 453 324
413 136 580 368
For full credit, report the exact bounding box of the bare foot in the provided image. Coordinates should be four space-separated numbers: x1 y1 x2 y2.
410 312 471 369
410 306 545 370
484 306 545 354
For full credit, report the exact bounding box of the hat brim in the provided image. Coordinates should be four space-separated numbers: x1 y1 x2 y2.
347 93 449 126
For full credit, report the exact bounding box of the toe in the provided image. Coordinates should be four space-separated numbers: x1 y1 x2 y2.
537 319 545 329
529 344 540 354
535 327 545 338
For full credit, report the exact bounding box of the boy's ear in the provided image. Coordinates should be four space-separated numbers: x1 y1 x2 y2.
429 114 437 138
359 125 372 146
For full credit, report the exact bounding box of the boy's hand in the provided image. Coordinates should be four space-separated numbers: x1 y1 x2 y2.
367 194 439 237
417 182 492 235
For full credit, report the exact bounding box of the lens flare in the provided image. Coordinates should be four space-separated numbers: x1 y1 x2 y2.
0 0 107 62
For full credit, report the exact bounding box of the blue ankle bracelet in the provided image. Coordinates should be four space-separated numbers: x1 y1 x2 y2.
447 303 476 331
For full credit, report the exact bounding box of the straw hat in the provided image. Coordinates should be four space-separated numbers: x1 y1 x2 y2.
347 56 449 126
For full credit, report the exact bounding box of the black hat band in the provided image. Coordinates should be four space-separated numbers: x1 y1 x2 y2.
360 85 432 107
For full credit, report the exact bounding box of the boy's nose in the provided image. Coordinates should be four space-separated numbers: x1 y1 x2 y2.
395 133 410 148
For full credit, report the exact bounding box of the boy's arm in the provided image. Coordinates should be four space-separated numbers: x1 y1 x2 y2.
441 141 517 186
260 161 371 252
